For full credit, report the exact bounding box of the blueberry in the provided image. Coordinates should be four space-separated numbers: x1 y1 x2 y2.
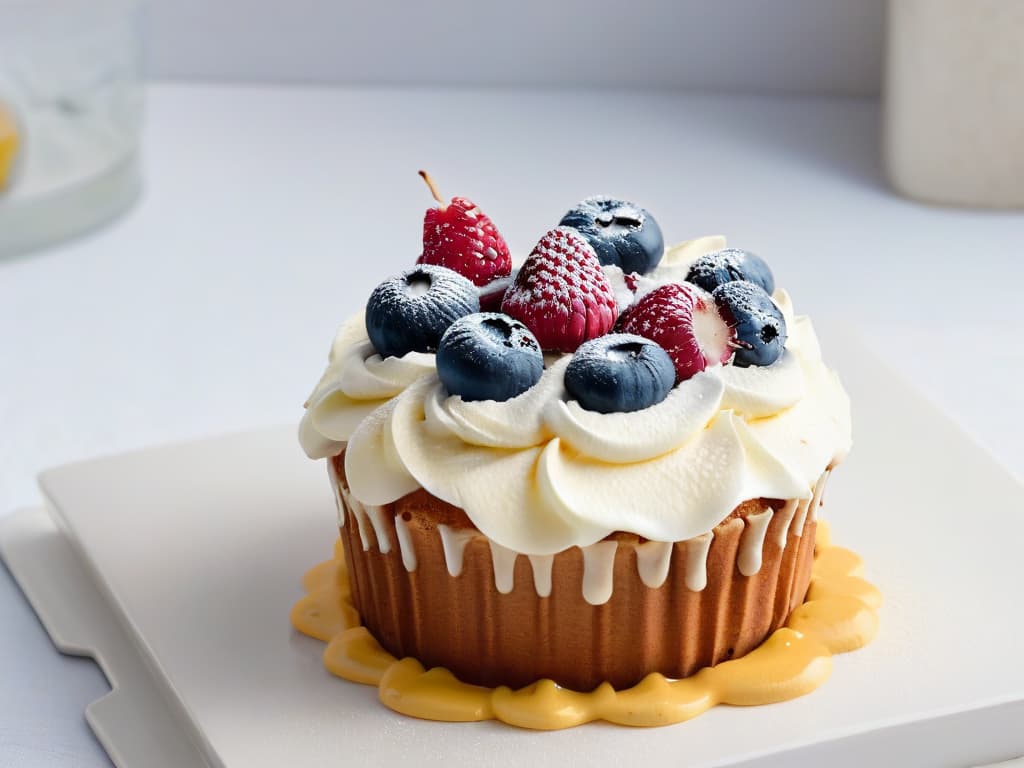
559 196 664 275
712 281 787 367
365 265 479 359
564 334 675 414
685 248 775 295
436 313 544 402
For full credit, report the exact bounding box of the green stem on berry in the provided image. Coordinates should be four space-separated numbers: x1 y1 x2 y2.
418 170 446 208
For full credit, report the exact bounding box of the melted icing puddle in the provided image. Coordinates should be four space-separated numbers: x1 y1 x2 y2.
290 521 880 729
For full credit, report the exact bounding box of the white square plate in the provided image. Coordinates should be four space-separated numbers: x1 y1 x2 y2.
3 327 1024 767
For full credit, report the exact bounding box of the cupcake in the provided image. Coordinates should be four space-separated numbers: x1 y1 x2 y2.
298 178 853 696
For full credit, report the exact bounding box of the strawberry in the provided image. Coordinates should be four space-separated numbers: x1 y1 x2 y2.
501 227 617 352
416 171 512 287
618 282 735 382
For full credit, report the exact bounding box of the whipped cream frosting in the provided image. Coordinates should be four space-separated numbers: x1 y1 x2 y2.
299 236 852 555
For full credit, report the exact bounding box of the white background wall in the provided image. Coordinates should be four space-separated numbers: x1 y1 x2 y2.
144 0 886 95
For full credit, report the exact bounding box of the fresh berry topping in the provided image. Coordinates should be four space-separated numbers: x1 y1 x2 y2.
436 313 544 402
685 248 775 295
478 270 516 312
416 170 512 287
365 264 479 359
618 283 735 381
712 281 787 367
559 196 664 275
564 334 675 414
500 227 618 352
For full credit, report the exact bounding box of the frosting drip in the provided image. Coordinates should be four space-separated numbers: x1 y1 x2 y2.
335 470 832 603
299 238 852 555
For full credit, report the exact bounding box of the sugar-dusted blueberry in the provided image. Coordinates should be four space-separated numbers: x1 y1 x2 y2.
564 333 676 414
712 281 787 367
436 312 544 402
559 196 664 275
685 248 775 295
365 264 479 359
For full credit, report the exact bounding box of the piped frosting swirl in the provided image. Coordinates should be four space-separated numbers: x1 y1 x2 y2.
299 237 852 555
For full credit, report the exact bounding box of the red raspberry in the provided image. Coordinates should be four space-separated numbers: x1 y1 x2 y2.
501 227 617 352
618 283 736 382
416 171 512 287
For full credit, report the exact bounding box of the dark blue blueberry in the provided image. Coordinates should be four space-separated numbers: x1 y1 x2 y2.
365 265 479 359
685 248 775 295
436 313 544 402
712 281 787 367
564 334 675 414
559 196 664 275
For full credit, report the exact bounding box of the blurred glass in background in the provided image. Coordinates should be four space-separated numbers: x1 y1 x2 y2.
0 0 142 257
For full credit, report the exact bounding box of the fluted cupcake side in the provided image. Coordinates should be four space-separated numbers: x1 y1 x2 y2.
330 453 828 692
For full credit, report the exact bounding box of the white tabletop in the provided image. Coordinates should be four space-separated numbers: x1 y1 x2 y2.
1 82 1022 766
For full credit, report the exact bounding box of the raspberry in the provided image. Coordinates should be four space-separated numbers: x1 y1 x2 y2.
416 171 512 287
618 283 735 382
501 227 618 352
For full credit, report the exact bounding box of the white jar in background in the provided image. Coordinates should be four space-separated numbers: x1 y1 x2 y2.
884 0 1024 208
